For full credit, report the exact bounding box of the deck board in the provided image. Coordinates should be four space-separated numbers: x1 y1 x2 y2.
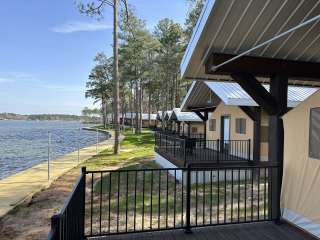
91 222 317 240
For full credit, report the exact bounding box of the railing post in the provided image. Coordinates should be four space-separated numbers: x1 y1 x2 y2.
80 167 87 239
183 139 187 166
185 164 192 234
217 139 220 164
50 214 61 240
248 139 251 162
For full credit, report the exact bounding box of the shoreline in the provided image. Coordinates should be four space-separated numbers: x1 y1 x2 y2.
0 129 114 218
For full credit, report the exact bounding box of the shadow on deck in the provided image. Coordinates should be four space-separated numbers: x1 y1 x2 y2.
91 222 316 240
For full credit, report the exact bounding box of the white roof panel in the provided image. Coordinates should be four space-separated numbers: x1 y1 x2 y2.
205 81 319 108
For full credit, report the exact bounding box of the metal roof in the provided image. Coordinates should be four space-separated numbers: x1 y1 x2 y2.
181 0 320 86
181 81 319 110
169 108 202 122
122 113 157 121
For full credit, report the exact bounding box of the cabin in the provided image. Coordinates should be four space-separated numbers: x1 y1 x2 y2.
120 112 157 128
49 1 320 239
180 81 318 162
169 108 204 138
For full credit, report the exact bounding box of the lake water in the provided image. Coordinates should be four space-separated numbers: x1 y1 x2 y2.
0 120 109 180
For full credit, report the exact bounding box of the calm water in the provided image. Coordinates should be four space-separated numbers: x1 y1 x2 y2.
0 120 109 180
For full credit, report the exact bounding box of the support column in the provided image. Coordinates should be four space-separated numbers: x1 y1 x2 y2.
203 112 208 140
187 123 191 138
268 73 288 222
253 107 261 163
177 121 181 136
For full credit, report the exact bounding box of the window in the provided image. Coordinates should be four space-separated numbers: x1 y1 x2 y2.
209 119 216 131
309 108 320 159
236 118 246 134
191 127 198 133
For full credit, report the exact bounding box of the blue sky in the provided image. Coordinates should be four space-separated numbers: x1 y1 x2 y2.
0 0 189 115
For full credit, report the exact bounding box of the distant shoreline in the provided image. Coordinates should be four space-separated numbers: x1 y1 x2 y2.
0 113 101 122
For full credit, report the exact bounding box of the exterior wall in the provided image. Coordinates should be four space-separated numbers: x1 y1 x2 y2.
282 90 320 238
179 122 204 135
206 102 269 161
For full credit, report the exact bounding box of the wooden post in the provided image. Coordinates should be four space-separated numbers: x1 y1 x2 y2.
253 107 261 163
268 73 288 222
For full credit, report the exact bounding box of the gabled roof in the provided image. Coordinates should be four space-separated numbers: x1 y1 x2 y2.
181 0 320 86
181 81 319 111
156 111 163 121
164 110 173 121
169 108 202 122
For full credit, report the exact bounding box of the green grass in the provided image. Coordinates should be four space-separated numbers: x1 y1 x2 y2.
83 128 155 170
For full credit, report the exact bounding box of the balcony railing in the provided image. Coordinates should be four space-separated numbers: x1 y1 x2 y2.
48 164 279 239
155 132 251 166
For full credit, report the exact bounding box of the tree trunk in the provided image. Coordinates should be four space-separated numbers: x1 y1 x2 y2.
148 85 151 127
102 99 107 129
135 81 139 134
139 83 143 131
130 81 134 132
113 0 120 154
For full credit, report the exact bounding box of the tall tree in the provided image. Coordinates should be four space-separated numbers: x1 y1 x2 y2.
184 0 205 43
85 53 113 128
77 0 128 154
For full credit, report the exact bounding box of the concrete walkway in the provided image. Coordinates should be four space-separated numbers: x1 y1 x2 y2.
0 129 114 218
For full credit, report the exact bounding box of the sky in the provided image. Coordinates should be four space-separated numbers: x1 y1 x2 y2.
0 0 189 115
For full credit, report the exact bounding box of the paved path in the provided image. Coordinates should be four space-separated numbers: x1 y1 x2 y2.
0 129 114 218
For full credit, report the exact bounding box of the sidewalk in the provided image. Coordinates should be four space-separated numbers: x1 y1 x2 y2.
0 130 114 218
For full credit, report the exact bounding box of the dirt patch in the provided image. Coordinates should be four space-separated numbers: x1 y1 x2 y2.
0 167 80 240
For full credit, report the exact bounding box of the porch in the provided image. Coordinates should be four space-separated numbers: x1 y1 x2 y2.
155 132 251 167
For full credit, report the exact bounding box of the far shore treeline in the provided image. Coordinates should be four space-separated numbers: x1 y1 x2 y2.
0 112 100 122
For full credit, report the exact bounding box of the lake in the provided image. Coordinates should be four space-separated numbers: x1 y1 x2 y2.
0 120 109 180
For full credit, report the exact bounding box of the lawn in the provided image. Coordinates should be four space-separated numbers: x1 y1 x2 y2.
84 128 156 170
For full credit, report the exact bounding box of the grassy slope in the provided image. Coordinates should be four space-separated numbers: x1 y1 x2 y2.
85 129 156 170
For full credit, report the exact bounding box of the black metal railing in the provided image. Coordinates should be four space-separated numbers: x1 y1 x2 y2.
155 132 251 166
48 168 86 240
155 129 205 140
48 164 279 239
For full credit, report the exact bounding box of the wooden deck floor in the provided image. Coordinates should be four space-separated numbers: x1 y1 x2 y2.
91 222 316 240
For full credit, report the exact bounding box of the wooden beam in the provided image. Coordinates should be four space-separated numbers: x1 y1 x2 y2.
194 111 208 121
188 106 216 112
239 106 258 121
231 73 277 115
206 53 320 80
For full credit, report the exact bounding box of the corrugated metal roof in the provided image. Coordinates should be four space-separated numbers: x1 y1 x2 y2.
205 81 319 108
170 108 202 122
181 0 320 86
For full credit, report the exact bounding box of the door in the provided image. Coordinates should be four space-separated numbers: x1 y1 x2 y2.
220 116 230 153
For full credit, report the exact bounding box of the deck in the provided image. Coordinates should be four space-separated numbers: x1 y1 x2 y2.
156 147 250 167
92 222 316 240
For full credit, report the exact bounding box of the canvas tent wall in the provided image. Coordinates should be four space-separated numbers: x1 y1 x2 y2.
282 89 320 238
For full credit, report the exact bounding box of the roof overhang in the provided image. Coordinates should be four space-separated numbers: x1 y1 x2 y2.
181 0 320 86
181 80 319 111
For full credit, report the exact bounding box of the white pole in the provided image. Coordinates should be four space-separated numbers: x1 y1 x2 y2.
78 128 80 162
48 131 51 181
211 14 320 72
96 129 99 154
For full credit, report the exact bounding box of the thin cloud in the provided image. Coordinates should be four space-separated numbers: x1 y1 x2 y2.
51 21 112 33
0 72 38 84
